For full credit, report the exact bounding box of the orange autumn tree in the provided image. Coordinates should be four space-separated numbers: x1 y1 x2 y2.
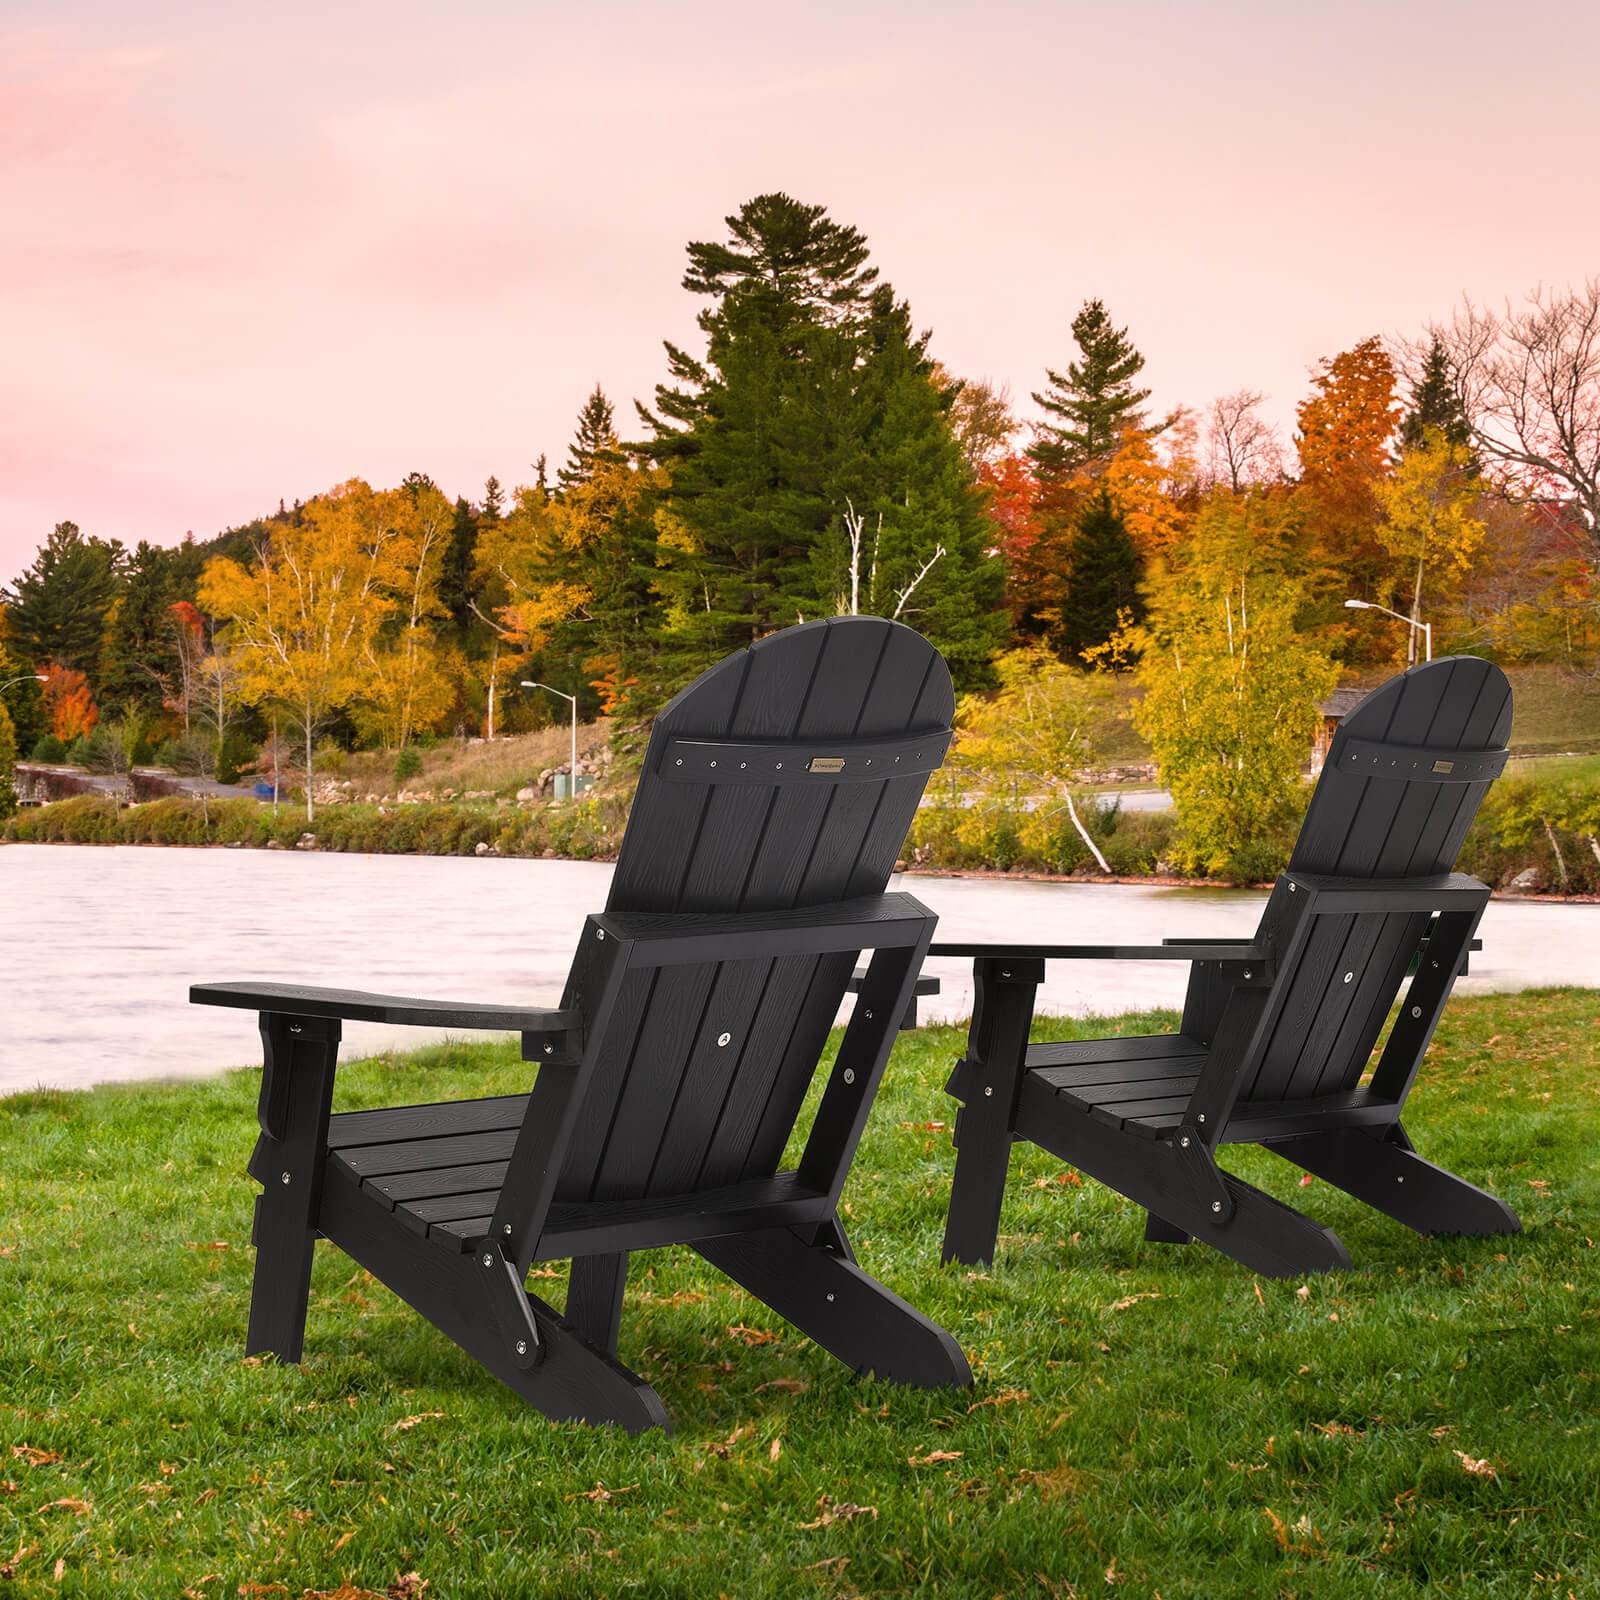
1294 336 1403 632
1103 412 1200 563
43 665 98 742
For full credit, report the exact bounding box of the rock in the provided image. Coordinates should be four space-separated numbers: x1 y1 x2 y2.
296 832 318 851
474 841 492 856
1507 866 1543 892
516 786 539 803
266 838 285 850
465 790 493 800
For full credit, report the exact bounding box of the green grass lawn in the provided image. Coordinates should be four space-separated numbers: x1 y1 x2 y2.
3 994 1597 1598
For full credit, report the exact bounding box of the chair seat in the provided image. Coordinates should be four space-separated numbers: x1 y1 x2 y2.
325 1095 834 1255
1023 1033 1207 1139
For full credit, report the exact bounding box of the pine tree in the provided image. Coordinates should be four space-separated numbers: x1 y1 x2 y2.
0 637 47 754
1400 334 1473 456
438 496 480 635
1028 300 1153 478
482 476 505 519
1 522 123 680
100 540 181 714
558 386 621 489
1058 489 1144 662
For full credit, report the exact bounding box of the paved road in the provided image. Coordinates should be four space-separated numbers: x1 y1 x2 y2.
1 844 1594 1095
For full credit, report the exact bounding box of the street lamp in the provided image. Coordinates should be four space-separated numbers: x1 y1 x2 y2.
520 681 578 798
1343 599 1432 663
1 674 48 695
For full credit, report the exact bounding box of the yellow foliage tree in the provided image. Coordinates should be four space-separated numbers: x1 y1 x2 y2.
1374 427 1488 664
1103 414 1199 561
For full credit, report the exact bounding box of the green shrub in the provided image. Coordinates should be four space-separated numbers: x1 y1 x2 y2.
215 730 257 786
393 746 424 785
0 703 17 821
30 733 68 762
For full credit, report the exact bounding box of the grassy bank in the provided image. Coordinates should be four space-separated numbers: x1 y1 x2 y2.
3 993 1597 1597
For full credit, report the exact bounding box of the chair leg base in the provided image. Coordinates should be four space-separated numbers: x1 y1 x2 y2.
318 1170 670 1434
698 1220 972 1390
1268 1126 1522 1240
245 1190 319 1365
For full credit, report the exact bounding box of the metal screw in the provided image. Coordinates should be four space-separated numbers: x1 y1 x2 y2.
1243 970 1253 980
481 1253 494 1268
1000 969 1011 979
740 762 747 770
1397 1175 1405 1184
1411 1006 1422 1018
1289 883 1297 893
1197 1113 1206 1124
709 760 717 768
515 1339 528 1356
1431 960 1439 969
675 758 683 766
280 1171 291 1185
503 1224 512 1235
865 759 872 766
862 1009 873 1021
289 1023 303 1035
717 1031 731 1047
1211 1201 1223 1214
843 1069 856 1085
984 1086 993 1098
826 1293 835 1303
596 929 605 941
775 762 783 770
1343 972 1354 984
1179 1136 1191 1149
543 1043 553 1056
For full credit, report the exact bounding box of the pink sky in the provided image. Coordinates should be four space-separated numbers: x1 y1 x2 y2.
3 0 1597 581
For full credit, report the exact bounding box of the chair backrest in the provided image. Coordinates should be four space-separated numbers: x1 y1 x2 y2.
553 617 954 1202
1235 656 1512 1105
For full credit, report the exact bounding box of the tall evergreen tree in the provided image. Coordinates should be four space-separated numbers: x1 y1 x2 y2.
639 194 1005 682
438 496 480 636
100 540 181 714
1 522 123 679
482 476 505 519
1028 300 1153 478
0 637 46 755
558 386 621 489
1059 489 1144 662
1400 334 1473 456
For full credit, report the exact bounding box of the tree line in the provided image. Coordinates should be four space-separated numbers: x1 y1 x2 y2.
2 192 1596 837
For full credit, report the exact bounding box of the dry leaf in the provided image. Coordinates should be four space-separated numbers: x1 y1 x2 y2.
40 1497 90 1515
907 1450 963 1466
1312 1421 1358 1437
389 1412 445 1433
1010 1464 1087 1502
53 1558 65 1581
196 1488 218 1505
1029 1171 1083 1190
10 1446 60 1467
726 1324 780 1347
388 1576 429 1599
769 1438 782 1462
1295 1285 1312 1301
332 1530 356 1552
1299 1173 1314 1188
797 1495 877 1529
1454 1451 1497 1479
236 1585 287 1596
564 1482 638 1504
966 1389 1029 1413
1107 1293 1160 1313
755 1378 808 1395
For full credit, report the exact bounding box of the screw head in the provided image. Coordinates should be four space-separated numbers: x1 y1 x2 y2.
740 762 747 770
842 1068 856 1085
1000 969 1012 979
775 762 783 770
1411 1005 1422 1018
596 928 605 940
1211 1200 1223 1214
1289 882 1297 893
862 1009 873 1021
543 1043 553 1056
1197 1113 1206 1123
280 1171 291 1185
709 760 717 768
717 1031 731 1047
1243 970 1253 980
1343 972 1354 984
983 1085 993 1098
482 1253 494 1268
675 758 683 766
289 1022 303 1035
515 1339 528 1356
826 1292 835 1303
1397 1175 1405 1184
503 1224 512 1235
1179 1136 1190 1148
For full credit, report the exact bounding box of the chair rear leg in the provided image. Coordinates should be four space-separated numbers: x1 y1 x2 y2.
1143 1212 1191 1245
698 1220 972 1391
942 1105 1016 1266
566 1253 629 1353
1269 1126 1521 1239
244 1015 339 1363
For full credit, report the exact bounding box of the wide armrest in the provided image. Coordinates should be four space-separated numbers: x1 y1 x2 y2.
595 892 934 967
1286 871 1490 913
191 981 580 1037
927 940 1269 964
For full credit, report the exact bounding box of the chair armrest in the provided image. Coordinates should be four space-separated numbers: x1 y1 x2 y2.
926 941 1269 964
595 892 934 968
191 981 579 1039
1287 871 1490 914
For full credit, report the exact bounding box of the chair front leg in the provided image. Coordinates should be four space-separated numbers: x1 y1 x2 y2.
942 958 1042 1266
243 1012 340 1363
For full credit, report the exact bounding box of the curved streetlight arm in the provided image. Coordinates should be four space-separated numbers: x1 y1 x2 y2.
1343 599 1431 661
520 681 579 798
1 674 49 694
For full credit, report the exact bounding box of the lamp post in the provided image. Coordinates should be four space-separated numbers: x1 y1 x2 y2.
1 674 48 695
1343 599 1431 663
520 681 578 798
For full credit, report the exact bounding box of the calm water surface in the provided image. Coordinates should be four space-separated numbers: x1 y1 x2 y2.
1 844 1594 1094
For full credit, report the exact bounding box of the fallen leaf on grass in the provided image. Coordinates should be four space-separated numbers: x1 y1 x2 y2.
388 1576 429 1599
53 1558 65 1581
769 1438 782 1462
195 1488 218 1505
332 1530 356 1553
0 1483 16 1496
755 1378 808 1396
39 1497 91 1515
1527 1179 1551 1191
1311 1421 1360 1437
301 1587 385 1600
702 1425 756 1460
564 1482 638 1504
1295 1285 1312 1301
1029 1172 1083 1190
235 1585 286 1596
1263 1507 1323 1555
1455 1451 1498 1479
10 1446 60 1467
388 1412 446 1433
1009 1464 1087 1502
967 1389 1029 1413
180 1574 222 1598
907 1451 963 1467
802 1556 850 1573
1107 1293 1160 1313
726 1324 780 1346
798 1495 877 1529
1299 1173 1315 1188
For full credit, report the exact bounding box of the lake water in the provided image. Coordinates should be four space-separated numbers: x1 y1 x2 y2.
1 843 1595 1095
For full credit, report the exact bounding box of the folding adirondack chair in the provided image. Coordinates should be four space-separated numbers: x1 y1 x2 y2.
193 616 971 1432
938 656 1521 1278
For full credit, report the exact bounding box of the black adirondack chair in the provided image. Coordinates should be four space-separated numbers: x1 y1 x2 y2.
937 656 1521 1278
193 617 972 1431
